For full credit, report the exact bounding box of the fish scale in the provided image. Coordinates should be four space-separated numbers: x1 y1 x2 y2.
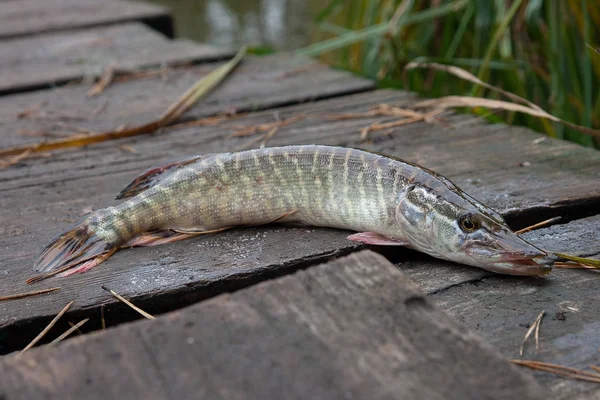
32 145 554 278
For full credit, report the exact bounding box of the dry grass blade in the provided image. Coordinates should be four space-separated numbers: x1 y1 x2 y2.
515 217 562 234
511 360 600 383
232 114 305 137
519 310 545 357
260 126 279 148
360 108 443 140
87 63 116 97
413 96 600 138
102 285 155 320
554 262 598 270
586 43 600 54
534 312 543 352
0 287 60 302
0 150 31 169
388 0 412 35
68 320 85 336
50 318 89 346
170 114 239 131
553 252 600 269
404 62 542 110
119 144 136 153
327 104 425 121
20 300 74 355
160 46 247 124
0 47 247 159
234 114 305 150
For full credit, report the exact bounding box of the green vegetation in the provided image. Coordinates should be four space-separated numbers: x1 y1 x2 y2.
299 0 599 147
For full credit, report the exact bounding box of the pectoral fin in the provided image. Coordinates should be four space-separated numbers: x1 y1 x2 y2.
347 232 411 247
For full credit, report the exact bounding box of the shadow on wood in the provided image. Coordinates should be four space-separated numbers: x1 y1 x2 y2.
0 251 548 400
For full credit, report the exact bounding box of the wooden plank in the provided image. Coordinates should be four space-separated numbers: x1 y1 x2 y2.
0 54 375 148
1 90 600 346
0 251 548 400
0 0 173 39
399 215 600 399
0 23 232 95
2 90 598 218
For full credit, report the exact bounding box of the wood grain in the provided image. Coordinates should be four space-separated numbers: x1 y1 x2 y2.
0 23 232 95
0 0 173 39
1 90 599 344
0 251 547 400
398 215 600 399
0 54 374 148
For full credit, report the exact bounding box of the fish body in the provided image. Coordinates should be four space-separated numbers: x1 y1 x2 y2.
34 145 553 277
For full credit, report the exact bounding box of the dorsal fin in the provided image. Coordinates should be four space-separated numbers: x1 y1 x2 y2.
115 155 208 199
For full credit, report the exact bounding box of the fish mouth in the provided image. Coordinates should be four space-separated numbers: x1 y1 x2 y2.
464 235 554 276
490 254 553 276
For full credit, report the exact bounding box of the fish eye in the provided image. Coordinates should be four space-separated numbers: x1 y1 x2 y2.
458 214 479 232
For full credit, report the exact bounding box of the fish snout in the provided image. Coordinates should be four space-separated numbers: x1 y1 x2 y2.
496 244 548 262
482 231 553 275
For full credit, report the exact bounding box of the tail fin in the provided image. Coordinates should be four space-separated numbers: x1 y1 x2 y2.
33 221 114 274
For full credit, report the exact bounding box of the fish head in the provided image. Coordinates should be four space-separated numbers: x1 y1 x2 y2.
395 182 553 276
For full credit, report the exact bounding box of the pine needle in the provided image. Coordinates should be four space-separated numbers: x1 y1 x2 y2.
102 286 155 320
87 63 116 97
512 359 600 383
553 253 600 269
20 300 74 355
0 287 60 302
360 108 443 141
0 46 247 159
260 126 279 148
234 114 305 150
519 310 545 357
0 150 32 169
327 104 430 121
49 318 89 346
515 217 561 234
554 262 598 270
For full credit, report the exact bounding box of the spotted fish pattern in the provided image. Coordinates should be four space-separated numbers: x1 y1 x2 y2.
33 145 553 278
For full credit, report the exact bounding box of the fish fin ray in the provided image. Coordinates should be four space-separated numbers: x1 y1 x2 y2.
57 249 116 277
124 231 197 247
125 227 232 248
33 220 116 275
115 155 211 199
347 232 411 246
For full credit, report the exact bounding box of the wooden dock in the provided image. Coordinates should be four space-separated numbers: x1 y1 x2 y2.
0 1 599 399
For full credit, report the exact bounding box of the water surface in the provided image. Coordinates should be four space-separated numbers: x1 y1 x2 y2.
147 0 323 50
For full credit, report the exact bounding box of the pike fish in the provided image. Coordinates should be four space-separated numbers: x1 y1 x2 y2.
34 145 554 278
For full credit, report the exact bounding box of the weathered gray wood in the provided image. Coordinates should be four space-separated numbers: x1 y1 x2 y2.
0 251 548 400
0 54 375 148
2 90 598 217
398 215 600 399
0 0 173 39
0 23 232 95
1 90 599 344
